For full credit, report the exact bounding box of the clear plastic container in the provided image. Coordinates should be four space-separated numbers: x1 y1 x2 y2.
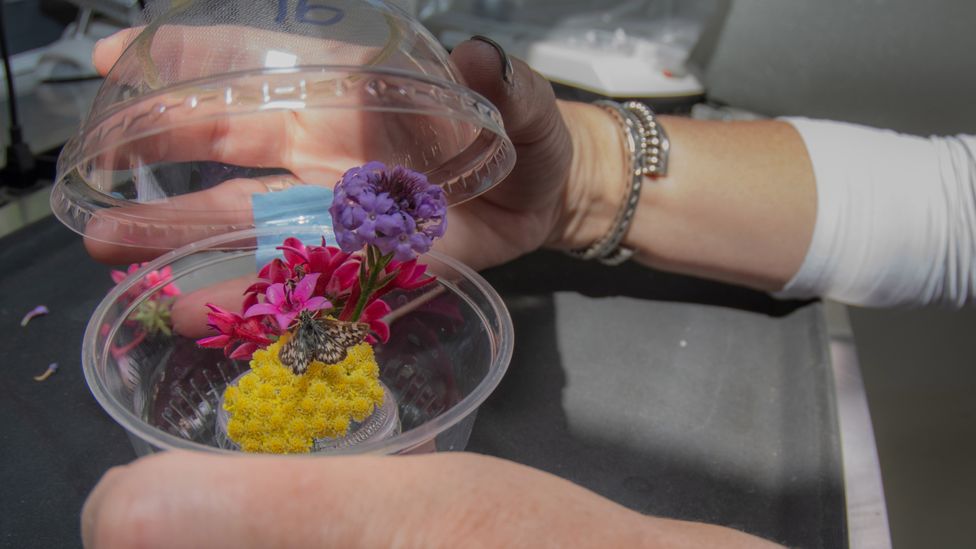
84 225 513 455
51 0 515 254
54 0 517 455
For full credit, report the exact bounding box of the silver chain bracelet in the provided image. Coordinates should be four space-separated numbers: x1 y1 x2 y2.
567 100 670 265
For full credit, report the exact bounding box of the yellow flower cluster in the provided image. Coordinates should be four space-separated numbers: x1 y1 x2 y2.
223 337 385 454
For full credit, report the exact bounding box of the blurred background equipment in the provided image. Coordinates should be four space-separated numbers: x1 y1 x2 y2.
1 0 137 100
420 0 716 108
1 0 136 193
35 0 142 83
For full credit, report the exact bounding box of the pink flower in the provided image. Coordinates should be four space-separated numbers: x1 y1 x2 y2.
280 237 360 297
246 258 288 297
196 301 273 360
110 263 140 285
145 267 181 297
244 273 330 330
247 238 360 303
306 245 359 297
111 263 181 301
110 331 147 359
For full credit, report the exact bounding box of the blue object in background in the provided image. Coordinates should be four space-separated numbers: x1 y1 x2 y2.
252 185 336 268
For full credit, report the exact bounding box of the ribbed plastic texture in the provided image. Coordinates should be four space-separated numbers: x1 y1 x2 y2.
52 0 514 250
84 226 514 455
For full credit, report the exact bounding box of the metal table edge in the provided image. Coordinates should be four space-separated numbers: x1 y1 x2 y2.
829 332 893 549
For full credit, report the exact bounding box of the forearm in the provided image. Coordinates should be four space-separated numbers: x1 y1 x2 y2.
557 102 817 292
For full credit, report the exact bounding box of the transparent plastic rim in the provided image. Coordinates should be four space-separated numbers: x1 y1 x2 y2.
82 225 514 455
53 65 515 244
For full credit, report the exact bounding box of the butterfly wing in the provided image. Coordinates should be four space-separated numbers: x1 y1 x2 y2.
279 315 330 374
314 318 370 365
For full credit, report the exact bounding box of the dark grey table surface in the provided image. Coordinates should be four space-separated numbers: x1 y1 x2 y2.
0 216 845 548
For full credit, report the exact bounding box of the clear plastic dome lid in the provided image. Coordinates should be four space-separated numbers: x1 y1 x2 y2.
52 0 515 252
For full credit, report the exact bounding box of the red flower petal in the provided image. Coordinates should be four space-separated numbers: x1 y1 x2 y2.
197 335 231 348
278 243 309 268
204 304 240 333
333 261 360 288
242 292 259 311
362 299 391 320
260 259 288 283
229 342 259 360
245 281 270 295
369 318 390 343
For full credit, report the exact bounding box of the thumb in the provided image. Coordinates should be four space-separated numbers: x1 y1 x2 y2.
450 37 564 146
449 37 572 213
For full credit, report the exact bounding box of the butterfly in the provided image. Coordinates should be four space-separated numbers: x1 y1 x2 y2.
279 310 370 374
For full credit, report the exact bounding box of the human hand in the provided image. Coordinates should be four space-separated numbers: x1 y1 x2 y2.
86 28 621 270
82 451 781 548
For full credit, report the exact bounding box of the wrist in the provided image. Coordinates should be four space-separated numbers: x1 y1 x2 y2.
547 100 629 252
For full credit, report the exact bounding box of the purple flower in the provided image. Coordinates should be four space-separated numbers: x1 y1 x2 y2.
329 163 447 261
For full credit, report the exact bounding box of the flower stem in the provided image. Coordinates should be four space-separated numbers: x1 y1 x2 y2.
110 330 148 359
349 245 392 321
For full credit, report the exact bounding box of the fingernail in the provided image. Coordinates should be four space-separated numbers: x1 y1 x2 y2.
470 35 514 85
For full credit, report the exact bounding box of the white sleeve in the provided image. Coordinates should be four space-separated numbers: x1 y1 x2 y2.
776 118 976 308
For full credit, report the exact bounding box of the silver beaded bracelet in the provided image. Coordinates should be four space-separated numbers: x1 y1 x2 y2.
568 100 670 265
622 100 670 178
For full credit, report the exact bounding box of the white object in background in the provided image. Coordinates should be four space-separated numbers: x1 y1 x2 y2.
426 5 706 98
35 9 99 82
35 10 128 83
1 13 126 101
0 47 46 101
68 0 142 26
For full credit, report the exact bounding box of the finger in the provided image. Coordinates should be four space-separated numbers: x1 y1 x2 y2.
91 452 457 548
94 24 386 82
449 38 571 208
82 172 347 264
451 38 563 147
85 99 414 185
83 177 264 264
81 452 254 548
88 24 388 172
171 276 256 338
79 451 362 548
90 108 294 171
81 464 131 549
92 27 143 76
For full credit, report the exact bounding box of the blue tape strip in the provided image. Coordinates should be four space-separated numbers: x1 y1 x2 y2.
252 185 336 268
